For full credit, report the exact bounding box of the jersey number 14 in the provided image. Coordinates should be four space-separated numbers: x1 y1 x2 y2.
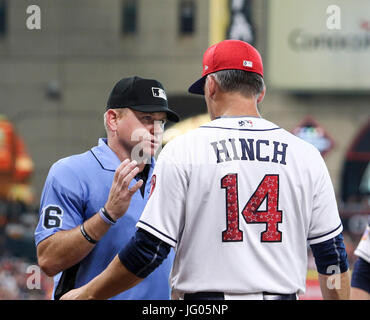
221 174 282 242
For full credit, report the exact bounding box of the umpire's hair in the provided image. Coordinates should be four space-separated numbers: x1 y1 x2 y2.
210 70 265 98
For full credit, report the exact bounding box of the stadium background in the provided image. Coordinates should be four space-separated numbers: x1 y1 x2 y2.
0 0 368 299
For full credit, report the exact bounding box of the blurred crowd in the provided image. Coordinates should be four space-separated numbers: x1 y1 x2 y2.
0 255 52 300
0 200 53 300
0 115 53 299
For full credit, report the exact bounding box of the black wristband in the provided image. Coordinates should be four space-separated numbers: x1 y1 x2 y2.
101 206 117 224
80 223 98 244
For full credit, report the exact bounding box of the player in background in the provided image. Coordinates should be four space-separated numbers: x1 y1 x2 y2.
35 77 179 299
0 114 34 204
351 216 370 299
61 40 350 300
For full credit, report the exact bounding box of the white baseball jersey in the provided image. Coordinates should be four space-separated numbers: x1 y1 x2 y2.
354 218 370 264
137 116 343 296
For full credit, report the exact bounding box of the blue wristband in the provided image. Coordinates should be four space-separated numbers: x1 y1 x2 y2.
99 207 116 225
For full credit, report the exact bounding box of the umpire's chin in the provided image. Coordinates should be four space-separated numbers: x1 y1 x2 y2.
130 140 161 165
144 139 161 156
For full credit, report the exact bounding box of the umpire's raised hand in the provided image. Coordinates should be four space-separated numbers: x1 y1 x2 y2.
104 159 143 221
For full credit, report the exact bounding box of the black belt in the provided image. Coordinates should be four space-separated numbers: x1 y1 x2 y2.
183 291 297 300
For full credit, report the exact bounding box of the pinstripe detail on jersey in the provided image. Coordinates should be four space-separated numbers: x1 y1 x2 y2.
136 240 165 277
307 223 342 241
138 220 177 243
310 233 348 274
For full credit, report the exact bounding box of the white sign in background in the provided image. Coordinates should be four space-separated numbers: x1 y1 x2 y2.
267 0 370 91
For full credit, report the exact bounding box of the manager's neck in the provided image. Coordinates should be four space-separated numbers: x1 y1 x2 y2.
210 92 261 120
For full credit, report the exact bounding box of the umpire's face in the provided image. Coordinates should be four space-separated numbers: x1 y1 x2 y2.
111 108 167 160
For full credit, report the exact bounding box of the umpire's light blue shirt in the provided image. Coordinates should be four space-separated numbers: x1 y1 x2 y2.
35 138 174 299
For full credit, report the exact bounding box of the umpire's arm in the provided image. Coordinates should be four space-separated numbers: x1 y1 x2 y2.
60 255 142 300
37 160 143 276
60 228 171 300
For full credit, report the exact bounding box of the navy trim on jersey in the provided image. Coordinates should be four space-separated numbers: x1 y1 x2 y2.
307 223 342 241
138 220 177 244
199 126 281 132
118 228 171 278
89 150 115 172
310 233 349 275
351 257 370 294
215 115 261 120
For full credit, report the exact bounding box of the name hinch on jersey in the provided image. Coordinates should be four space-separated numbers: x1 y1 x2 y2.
210 138 288 165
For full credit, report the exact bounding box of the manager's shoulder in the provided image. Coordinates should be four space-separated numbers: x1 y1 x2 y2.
163 129 199 149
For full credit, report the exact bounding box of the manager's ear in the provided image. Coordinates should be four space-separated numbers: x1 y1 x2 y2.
205 75 220 100
257 85 266 104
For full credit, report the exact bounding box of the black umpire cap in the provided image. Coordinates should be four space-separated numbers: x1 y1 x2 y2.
106 76 180 123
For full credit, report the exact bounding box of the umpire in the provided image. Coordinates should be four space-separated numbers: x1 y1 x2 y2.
34 76 179 299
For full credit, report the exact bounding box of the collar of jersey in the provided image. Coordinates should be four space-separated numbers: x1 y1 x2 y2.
201 116 280 130
90 138 121 171
215 115 261 119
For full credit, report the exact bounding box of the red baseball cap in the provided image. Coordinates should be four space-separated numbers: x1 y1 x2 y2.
188 40 264 95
